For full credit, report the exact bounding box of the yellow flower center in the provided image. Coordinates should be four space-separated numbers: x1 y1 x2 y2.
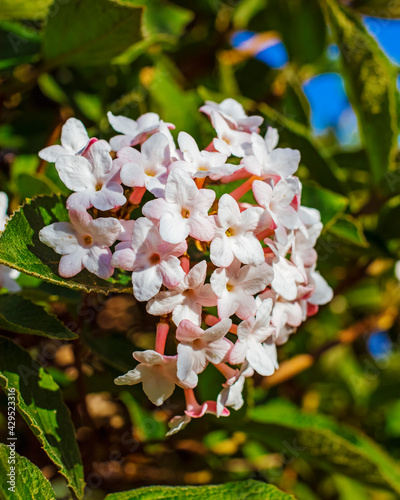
83 235 93 246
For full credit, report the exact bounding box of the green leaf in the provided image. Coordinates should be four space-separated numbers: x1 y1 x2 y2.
0 0 53 20
145 57 202 137
258 103 345 194
0 22 41 69
141 0 193 39
119 390 166 441
301 183 348 225
42 0 142 68
16 173 60 199
322 0 399 183
0 294 77 339
249 0 327 65
0 337 84 499
247 400 400 494
0 444 55 500
328 214 368 247
113 0 193 65
0 194 132 295
349 0 400 18
82 331 137 372
104 480 295 499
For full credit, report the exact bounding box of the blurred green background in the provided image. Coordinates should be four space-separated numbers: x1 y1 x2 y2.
1 0 400 499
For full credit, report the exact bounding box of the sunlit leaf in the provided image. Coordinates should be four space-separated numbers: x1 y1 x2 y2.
0 444 55 500
0 0 53 20
322 0 399 183
105 480 295 499
248 400 400 494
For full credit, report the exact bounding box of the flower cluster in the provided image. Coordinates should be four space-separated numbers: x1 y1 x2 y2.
39 99 333 435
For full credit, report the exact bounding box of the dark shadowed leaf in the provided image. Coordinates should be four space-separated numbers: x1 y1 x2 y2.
0 338 84 499
0 294 77 339
42 0 142 67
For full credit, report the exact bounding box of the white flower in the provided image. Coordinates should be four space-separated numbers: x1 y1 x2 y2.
143 169 215 244
230 299 277 376
306 267 333 306
39 209 122 279
252 178 300 245
395 261 400 281
210 259 273 320
259 289 303 345
216 361 254 417
166 414 192 436
119 133 170 197
114 350 197 406
146 260 217 326
291 212 323 277
171 132 240 180
210 111 252 157
108 111 174 151
266 239 305 301
242 127 300 179
56 140 126 211
176 318 233 380
112 217 187 302
39 118 90 163
200 98 263 133
210 193 265 267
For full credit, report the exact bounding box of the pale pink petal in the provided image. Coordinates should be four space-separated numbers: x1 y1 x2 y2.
56 155 94 191
111 247 135 271
210 236 234 268
176 320 203 342
39 222 78 255
177 343 195 380
146 290 184 316
83 247 114 279
159 213 189 244
132 266 163 301
61 118 89 152
59 251 85 278
159 256 185 288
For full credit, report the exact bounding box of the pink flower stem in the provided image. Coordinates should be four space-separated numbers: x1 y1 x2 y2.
204 141 216 152
129 186 146 205
205 314 219 327
256 227 275 241
214 363 237 380
205 315 237 334
180 255 190 274
184 388 197 409
155 322 169 355
229 175 258 201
